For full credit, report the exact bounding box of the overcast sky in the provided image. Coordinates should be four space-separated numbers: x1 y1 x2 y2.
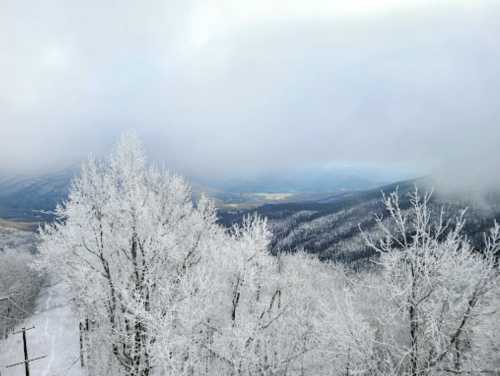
1 0 499 188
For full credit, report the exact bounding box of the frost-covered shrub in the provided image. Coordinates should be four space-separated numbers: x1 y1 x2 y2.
0 245 43 337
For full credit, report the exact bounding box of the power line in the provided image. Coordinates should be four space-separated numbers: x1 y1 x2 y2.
0 296 30 316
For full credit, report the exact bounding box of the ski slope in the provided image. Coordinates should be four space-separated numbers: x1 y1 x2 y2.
0 283 81 376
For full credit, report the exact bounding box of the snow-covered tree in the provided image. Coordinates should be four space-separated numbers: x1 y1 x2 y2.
39 134 227 375
0 248 43 338
362 189 500 376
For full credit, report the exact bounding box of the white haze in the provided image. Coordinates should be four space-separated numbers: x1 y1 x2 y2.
1 0 499 192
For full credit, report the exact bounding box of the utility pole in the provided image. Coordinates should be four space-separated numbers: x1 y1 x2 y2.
5 326 47 376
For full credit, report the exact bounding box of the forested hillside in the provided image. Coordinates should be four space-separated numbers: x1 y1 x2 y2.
219 179 500 265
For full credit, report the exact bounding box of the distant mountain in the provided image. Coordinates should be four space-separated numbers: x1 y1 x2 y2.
0 165 406 220
218 178 500 266
0 169 75 221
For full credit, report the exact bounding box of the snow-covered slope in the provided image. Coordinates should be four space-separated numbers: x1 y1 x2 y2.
0 283 81 376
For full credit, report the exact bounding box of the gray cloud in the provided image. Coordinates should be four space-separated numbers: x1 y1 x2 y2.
1 0 499 190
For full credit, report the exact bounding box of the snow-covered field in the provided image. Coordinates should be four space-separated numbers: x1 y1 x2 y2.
0 282 81 376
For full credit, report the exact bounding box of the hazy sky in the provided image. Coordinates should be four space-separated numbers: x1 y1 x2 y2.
1 0 499 188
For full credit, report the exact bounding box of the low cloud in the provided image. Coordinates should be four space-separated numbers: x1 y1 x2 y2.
1 0 499 192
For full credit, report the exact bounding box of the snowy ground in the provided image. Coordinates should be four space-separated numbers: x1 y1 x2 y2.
0 282 82 376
